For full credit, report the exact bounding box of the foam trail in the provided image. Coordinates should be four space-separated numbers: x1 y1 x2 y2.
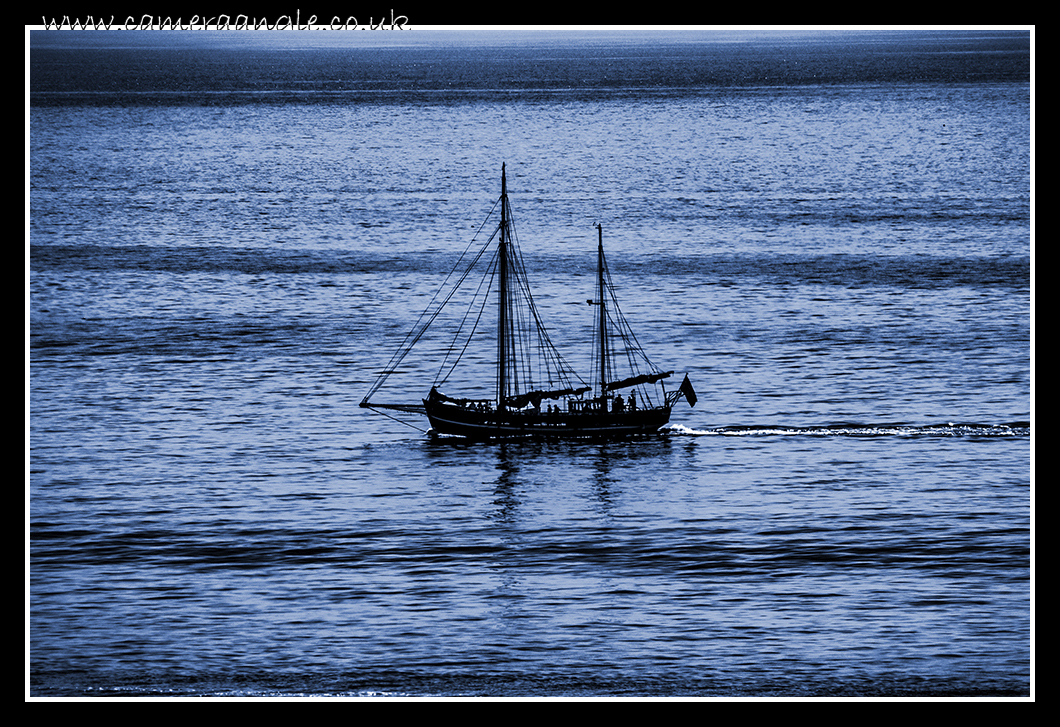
664 422 1030 437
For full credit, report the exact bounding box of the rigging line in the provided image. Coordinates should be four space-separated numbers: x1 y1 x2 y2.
500 201 586 394
435 243 498 379
362 226 500 403
601 251 663 373
535 312 564 389
602 290 643 378
363 406 429 433
599 262 664 409
362 199 503 402
513 265 556 392
395 200 499 347
437 247 498 386
508 243 586 386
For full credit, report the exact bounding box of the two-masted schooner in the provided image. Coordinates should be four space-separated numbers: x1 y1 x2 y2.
360 164 696 439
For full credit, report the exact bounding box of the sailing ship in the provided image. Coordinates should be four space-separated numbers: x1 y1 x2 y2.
360 164 696 439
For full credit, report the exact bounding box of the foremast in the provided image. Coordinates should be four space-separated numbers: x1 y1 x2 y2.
497 163 509 414
596 223 609 401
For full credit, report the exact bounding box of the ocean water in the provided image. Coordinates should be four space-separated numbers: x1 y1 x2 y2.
28 29 1031 698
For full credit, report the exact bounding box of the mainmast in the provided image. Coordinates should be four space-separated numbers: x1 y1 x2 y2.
597 223 608 401
497 164 509 412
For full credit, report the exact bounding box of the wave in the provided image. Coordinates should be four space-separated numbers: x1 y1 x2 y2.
665 422 1030 438
29 244 1031 293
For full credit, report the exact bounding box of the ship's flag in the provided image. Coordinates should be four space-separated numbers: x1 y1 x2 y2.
679 374 697 408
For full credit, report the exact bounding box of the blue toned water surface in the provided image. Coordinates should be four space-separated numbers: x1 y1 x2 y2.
29 29 1030 698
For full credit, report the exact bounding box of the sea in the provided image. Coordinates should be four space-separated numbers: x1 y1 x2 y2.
28 27 1032 699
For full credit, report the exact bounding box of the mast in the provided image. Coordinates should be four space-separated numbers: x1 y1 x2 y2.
597 223 608 401
497 164 508 412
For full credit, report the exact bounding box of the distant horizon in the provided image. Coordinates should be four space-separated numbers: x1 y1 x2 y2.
29 25 1030 46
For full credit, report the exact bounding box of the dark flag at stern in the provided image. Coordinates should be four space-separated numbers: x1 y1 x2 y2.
679 374 697 408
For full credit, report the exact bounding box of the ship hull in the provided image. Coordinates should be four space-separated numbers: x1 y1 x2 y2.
424 399 672 439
